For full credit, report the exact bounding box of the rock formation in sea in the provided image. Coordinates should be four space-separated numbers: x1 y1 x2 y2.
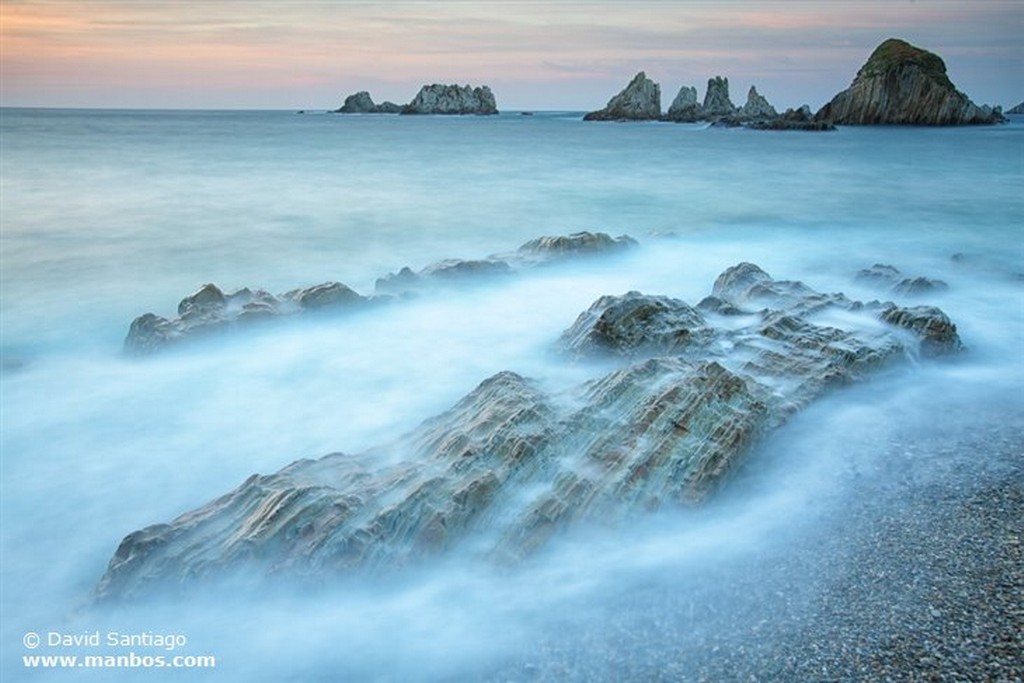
855 263 949 297
702 76 736 118
97 261 962 600
664 85 703 122
374 231 637 295
583 72 662 121
124 232 636 353
816 38 1005 125
124 283 370 355
401 84 498 115
1007 102 1024 115
737 86 778 120
739 105 833 131
333 91 402 114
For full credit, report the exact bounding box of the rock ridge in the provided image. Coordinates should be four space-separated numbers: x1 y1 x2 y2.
124 232 637 354
99 262 962 600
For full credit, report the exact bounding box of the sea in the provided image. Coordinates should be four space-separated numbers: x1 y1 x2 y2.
2 108 1022 681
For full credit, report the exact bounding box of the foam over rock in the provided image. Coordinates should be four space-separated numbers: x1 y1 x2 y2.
99 262 962 600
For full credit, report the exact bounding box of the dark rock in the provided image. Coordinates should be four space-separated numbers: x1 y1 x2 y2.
737 86 778 120
516 231 637 259
289 282 365 310
747 118 836 132
702 76 736 118
99 263 963 599
878 304 963 356
375 231 636 295
664 85 703 122
816 38 1006 125
333 91 403 114
1007 101 1024 115
420 259 512 280
856 263 949 297
402 84 498 115
584 72 662 121
558 292 714 359
126 233 640 353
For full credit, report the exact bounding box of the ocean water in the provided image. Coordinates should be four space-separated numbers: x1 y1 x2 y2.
1 108 1022 680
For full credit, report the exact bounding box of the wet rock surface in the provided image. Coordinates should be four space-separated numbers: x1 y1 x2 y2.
476 411 1023 683
125 232 635 353
100 263 963 600
856 263 950 297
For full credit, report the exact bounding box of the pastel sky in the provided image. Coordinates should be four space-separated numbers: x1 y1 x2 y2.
1 1 1021 111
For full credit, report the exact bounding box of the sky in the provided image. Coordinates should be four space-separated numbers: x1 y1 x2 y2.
1 1 1021 111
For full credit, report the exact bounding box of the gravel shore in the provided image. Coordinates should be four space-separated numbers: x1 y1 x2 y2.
478 407 1023 683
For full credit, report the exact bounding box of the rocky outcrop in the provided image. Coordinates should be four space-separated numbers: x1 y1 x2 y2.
125 233 636 352
401 84 498 115
738 86 778 120
375 231 636 295
583 72 661 121
98 263 962 600
334 91 402 114
664 85 703 122
748 105 835 131
855 264 949 297
816 38 1005 125
702 76 736 118
1007 102 1024 115
123 282 369 355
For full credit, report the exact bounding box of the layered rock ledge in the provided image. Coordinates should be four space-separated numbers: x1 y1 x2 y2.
124 232 636 354
816 38 1004 125
99 263 961 600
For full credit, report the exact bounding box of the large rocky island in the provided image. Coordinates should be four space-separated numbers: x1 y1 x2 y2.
816 38 1004 125
332 83 498 115
99 234 961 600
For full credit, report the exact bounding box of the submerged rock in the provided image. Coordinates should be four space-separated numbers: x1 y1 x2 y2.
98 263 962 600
402 84 498 115
124 231 639 353
816 38 1005 125
124 284 309 355
855 263 949 297
375 231 636 295
584 72 662 121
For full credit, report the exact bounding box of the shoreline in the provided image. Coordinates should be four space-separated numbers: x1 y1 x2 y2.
476 410 1023 682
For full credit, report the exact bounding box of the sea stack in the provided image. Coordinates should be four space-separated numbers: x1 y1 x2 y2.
702 76 736 118
584 72 662 121
664 85 703 122
816 38 1005 125
402 84 498 115
737 86 778 120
